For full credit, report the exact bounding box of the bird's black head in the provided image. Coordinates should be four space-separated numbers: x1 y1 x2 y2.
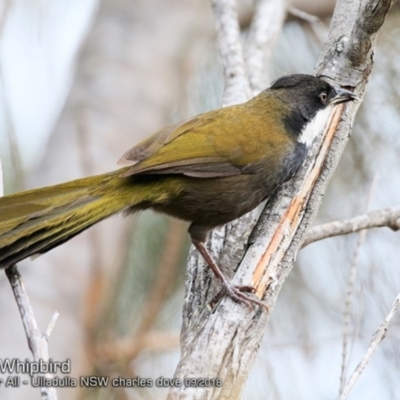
270 74 356 146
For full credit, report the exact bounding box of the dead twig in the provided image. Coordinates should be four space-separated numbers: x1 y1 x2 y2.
302 206 400 247
339 293 400 400
288 6 321 24
5 265 59 400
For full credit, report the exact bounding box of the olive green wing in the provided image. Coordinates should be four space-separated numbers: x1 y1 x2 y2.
119 102 285 178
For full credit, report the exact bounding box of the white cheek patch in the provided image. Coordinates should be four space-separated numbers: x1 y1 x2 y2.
298 106 333 147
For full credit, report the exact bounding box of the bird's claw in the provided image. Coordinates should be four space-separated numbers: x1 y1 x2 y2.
209 283 269 313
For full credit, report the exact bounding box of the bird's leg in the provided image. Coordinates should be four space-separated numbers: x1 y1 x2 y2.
191 239 269 312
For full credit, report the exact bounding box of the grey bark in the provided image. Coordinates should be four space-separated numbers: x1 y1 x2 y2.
170 1 395 399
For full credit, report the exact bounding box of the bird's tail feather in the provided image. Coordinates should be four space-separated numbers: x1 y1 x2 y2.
0 169 141 268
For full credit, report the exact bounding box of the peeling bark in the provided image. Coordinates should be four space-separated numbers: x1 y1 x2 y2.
171 1 395 399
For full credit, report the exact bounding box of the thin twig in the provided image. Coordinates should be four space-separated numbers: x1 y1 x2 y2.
288 6 321 24
5 265 59 400
44 312 60 340
339 293 400 400
302 206 400 247
339 175 378 395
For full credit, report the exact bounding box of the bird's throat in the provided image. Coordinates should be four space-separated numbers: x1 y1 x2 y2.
298 106 332 147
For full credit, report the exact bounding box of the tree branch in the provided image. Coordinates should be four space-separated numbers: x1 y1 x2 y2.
244 0 287 95
211 0 251 106
339 293 400 400
171 0 395 399
5 265 59 400
303 205 400 247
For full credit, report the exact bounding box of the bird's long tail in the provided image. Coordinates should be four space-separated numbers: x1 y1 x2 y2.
0 168 156 268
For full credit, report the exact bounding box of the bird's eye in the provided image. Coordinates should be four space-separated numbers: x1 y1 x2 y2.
319 91 327 103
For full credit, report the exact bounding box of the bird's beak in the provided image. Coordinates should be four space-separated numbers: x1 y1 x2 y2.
330 88 359 105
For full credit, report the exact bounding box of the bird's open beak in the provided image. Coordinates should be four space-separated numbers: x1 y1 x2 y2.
330 88 359 105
